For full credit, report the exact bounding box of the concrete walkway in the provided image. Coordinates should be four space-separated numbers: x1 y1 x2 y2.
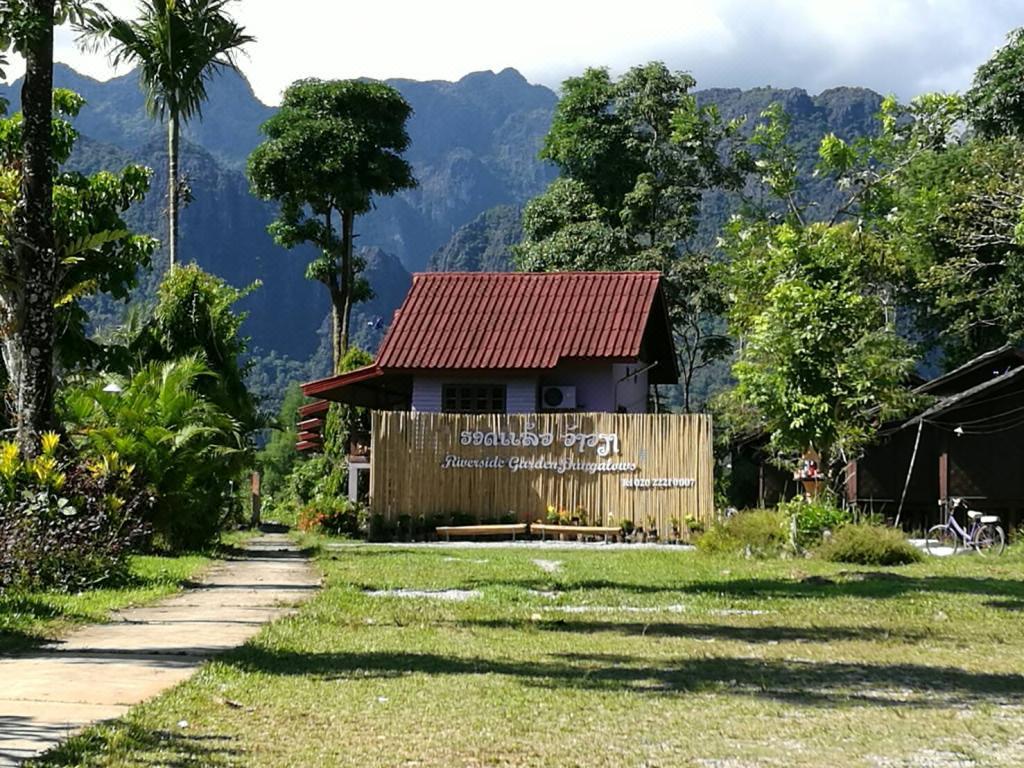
0 533 319 766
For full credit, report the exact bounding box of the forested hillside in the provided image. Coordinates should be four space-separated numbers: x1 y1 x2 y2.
0 64 884 407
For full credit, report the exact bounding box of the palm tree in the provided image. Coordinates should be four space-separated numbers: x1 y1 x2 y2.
78 0 253 270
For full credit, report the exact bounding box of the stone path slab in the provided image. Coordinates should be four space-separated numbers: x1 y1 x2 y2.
0 533 319 766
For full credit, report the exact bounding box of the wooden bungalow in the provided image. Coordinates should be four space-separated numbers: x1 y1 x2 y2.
301 271 679 418
297 271 717 527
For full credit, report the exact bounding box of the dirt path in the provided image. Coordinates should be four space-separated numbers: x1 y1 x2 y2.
0 533 319 766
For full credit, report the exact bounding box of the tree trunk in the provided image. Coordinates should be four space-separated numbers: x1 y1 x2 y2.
329 286 344 373
14 0 57 455
339 208 355 356
167 114 180 270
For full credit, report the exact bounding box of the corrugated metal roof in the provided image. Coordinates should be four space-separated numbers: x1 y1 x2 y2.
375 271 664 370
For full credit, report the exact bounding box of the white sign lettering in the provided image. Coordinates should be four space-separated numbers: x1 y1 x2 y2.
458 420 618 456
441 453 637 476
622 477 696 489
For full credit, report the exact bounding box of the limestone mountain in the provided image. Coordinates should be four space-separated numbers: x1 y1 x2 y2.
1 65 886 410
428 205 522 272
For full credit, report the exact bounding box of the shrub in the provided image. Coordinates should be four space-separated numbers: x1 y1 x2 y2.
287 455 331 505
297 496 364 537
449 511 477 527
817 523 922 565
64 357 249 551
396 514 413 540
779 496 852 547
263 496 301 528
368 513 394 542
697 509 791 558
0 437 150 591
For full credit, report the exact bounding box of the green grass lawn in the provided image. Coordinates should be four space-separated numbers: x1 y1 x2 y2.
0 549 219 654
32 540 1024 767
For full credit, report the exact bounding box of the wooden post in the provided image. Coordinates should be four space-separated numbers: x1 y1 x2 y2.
250 471 261 529
938 431 949 525
844 460 857 505
348 462 359 502
757 462 765 508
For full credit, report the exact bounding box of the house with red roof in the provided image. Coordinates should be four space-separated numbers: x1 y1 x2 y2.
296 271 718 528
300 271 679 434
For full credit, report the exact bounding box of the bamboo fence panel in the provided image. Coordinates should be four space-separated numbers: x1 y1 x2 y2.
370 411 714 529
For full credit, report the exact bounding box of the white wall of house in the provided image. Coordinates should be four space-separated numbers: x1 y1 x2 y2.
410 365 651 414
411 376 539 413
540 362 650 413
612 363 650 413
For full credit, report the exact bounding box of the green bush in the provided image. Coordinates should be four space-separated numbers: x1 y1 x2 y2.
779 496 852 547
297 496 364 537
368 513 395 542
64 357 249 551
449 511 477 527
0 436 150 590
697 509 791 558
263 496 301 528
817 523 922 565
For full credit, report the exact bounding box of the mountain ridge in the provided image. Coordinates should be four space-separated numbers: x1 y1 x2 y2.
1 65 887 408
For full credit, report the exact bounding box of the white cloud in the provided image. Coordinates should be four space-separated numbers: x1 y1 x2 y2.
3 0 1020 104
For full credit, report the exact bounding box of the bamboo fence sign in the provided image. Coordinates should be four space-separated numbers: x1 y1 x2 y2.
370 411 714 527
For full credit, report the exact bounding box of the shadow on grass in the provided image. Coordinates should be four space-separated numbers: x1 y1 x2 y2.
459 617 927 643
0 595 84 654
225 646 1024 709
679 572 1024 601
985 599 1024 612
0 627 47 655
346 572 1024 603
28 721 243 767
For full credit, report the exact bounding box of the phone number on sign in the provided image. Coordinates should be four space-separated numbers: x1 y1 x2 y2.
621 477 696 489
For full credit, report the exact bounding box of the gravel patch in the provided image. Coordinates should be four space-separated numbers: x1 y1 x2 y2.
871 749 977 767
907 539 967 557
545 604 686 615
364 589 481 601
532 559 563 574
527 589 561 599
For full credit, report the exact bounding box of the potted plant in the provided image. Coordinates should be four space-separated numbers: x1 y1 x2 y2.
685 514 704 543
619 518 635 543
670 517 682 543
646 516 658 542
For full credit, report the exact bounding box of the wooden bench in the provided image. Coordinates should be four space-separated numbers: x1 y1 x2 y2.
435 523 528 541
531 523 621 542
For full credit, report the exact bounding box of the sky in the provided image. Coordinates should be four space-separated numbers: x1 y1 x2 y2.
3 0 1022 105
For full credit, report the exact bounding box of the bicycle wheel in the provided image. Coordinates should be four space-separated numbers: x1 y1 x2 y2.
974 524 1006 557
925 524 959 556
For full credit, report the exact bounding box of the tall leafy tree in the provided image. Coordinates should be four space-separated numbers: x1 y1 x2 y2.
890 134 1024 366
515 62 748 411
966 27 1024 139
126 263 261 433
721 103 919 475
77 0 253 270
0 90 157 423
0 0 92 452
248 79 416 370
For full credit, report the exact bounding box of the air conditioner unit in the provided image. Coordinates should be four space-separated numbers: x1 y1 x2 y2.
541 385 576 410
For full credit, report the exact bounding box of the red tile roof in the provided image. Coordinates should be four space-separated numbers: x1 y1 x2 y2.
375 271 667 371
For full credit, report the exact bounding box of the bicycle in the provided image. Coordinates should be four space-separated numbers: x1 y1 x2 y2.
924 497 1005 556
